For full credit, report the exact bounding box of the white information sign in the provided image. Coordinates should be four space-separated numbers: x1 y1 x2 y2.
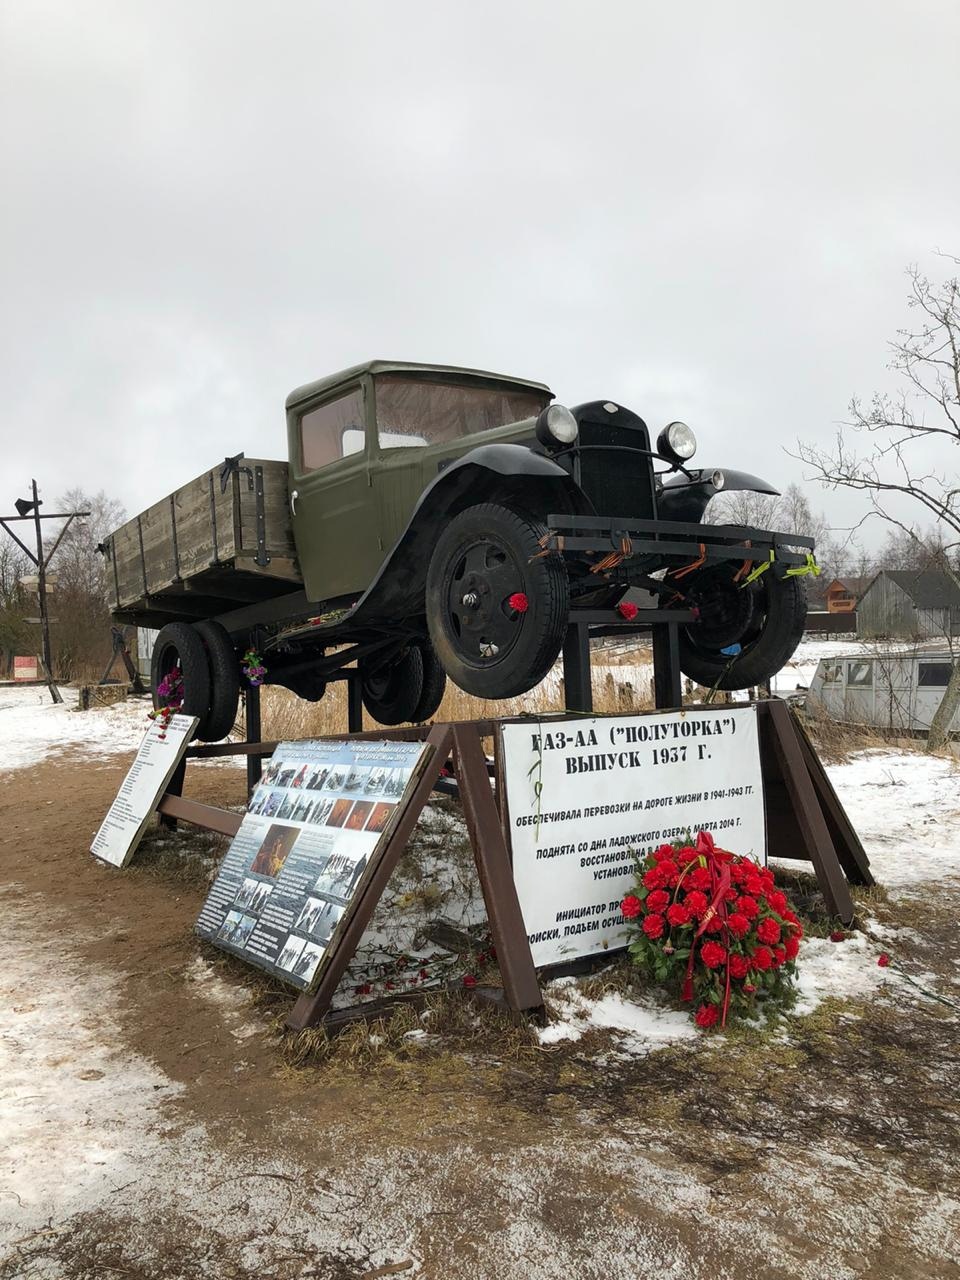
501 706 765 966
90 714 199 868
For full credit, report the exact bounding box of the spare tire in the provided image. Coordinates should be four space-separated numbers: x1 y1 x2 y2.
194 620 240 741
151 622 211 739
676 567 807 691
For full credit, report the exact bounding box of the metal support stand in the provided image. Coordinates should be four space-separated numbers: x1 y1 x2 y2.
245 683 262 795
347 671 363 733
561 623 592 712
651 622 682 710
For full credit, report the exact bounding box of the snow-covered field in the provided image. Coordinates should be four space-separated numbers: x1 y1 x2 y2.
0 684 155 769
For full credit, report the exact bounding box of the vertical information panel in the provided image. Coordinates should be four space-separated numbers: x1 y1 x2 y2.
500 707 765 967
90 714 199 869
196 738 428 992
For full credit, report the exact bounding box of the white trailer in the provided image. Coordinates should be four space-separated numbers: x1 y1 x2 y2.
807 649 958 733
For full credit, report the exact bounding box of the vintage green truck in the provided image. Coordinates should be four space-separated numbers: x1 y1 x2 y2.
103 359 814 739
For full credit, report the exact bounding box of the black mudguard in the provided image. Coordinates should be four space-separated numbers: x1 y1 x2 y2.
336 443 591 626
657 467 779 523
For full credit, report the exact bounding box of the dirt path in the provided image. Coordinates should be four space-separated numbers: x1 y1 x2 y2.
1 749 959 1279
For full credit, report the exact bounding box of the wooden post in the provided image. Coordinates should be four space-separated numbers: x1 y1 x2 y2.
652 622 682 709
453 725 544 1018
562 623 592 712
347 670 363 733
760 699 857 922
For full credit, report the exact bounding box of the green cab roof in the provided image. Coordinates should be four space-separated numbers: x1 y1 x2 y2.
285 360 553 410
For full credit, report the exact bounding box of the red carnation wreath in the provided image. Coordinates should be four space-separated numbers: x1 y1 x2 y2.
622 829 802 1029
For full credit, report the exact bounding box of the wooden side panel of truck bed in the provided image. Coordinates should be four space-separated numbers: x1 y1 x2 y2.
104 458 303 626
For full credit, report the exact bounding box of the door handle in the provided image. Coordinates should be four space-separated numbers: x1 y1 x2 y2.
290 489 299 515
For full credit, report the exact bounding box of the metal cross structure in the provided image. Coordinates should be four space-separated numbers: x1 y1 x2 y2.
0 480 90 704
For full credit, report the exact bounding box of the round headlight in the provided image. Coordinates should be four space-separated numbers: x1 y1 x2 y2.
710 469 725 490
657 421 697 462
536 403 579 447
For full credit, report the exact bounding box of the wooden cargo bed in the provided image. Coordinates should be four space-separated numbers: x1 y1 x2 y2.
104 456 303 627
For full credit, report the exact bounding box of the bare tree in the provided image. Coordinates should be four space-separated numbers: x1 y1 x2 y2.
44 489 126 680
797 258 960 750
0 540 30 672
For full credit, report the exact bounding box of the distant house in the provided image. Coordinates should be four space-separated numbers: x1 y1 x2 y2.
857 570 960 639
823 579 858 613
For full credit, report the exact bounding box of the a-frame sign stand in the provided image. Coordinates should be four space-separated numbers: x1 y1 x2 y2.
284 723 543 1031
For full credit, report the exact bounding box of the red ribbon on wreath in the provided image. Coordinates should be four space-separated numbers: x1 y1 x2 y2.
681 830 734 1027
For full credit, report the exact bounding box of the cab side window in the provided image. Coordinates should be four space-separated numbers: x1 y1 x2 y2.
299 389 365 471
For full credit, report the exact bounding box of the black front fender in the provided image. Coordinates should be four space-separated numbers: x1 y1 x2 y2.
348 443 591 624
658 467 779 523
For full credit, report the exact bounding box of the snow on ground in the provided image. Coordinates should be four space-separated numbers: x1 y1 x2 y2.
0 683 234 771
787 747 960 891
0 684 154 769
540 979 698 1051
0 884 185 1232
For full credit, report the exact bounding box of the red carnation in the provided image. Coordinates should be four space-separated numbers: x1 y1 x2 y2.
507 592 529 613
726 912 750 939
666 902 691 927
643 866 664 890
757 917 781 945
700 940 727 969
686 866 712 892
621 894 643 920
658 860 680 887
463 974 478 987
766 890 788 915
617 600 639 621
694 1003 720 1029
829 929 846 943
878 953 890 968
646 888 670 913
737 894 759 920
653 843 677 862
751 946 774 971
743 982 757 994
684 889 708 919
744 874 765 896
784 935 800 961
702 912 724 933
642 913 666 939
772 946 786 968
729 954 751 979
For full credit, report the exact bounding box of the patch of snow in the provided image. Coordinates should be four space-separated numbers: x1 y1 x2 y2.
540 977 697 1052
183 957 267 1041
0 886 184 1235
824 749 960 889
791 933 885 1016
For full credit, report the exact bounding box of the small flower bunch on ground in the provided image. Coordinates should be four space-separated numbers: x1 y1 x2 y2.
241 649 267 687
621 829 802 1029
147 668 184 740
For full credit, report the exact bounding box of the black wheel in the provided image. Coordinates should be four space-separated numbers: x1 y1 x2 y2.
151 622 211 738
425 503 569 699
360 646 424 725
194 620 240 741
673 564 807 690
410 639 447 722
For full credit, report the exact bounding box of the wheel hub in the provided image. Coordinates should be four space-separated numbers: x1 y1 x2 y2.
688 570 757 649
446 538 526 663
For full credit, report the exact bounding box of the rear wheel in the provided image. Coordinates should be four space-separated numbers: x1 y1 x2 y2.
674 564 807 690
151 622 211 739
194 620 240 741
410 639 447 722
360 646 424 725
425 503 569 699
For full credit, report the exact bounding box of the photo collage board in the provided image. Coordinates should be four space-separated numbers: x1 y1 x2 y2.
196 737 429 991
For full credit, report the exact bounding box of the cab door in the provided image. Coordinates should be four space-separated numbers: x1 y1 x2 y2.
287 380 384 603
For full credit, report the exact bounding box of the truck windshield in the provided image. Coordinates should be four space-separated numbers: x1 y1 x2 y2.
374 375 547 448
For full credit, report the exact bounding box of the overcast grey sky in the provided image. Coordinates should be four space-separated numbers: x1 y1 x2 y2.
1 1 957 542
